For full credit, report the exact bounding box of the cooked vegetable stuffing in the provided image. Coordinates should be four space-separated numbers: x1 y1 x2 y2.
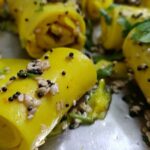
6 0 86 58
0 48 96 150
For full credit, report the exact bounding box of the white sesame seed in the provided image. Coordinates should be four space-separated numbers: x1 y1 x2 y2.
30 108 37 114
75 118 82 124
25 94 32 101
62 121 68 130
41 124 48 133
0 75 5 79
38 87 50 95
34 100 42 107
24 95 33 105
41 60 50 70
42 0 47 4
56 101 64 112
27 59 50 72
85 95 90 101
73 100 77 106
6 80 13 86
35 28 41 33
147 48 150 52
38 79 48 87
147 98 150 103
80 102 92 113
146 121 150 128
130 105 141 113
18 94 24 102
73 26 80 35
27 114 34 120
83 112 87 117
50 83 59 95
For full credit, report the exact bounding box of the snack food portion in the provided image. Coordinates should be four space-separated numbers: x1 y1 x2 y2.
79 0 113 19
0 48 97 150
1 0 150 149
123 21 150 104
7 0 86 58
0 59 29 86
100 4 150 50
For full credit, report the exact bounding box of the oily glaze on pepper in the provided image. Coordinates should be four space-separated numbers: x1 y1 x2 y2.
0 59 29 87
6 1 86 58
123 26 150 104
80 0 113 19
100 5 150 50
0 47 97 150
140 0 150 8
0 0 4 7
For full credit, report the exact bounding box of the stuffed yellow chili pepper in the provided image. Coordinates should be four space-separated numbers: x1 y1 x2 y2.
0 0 4 8
100 5 150 50
0 59 29 86
6 0 86 58
0 47 97 150
80 0 113 19
140 0 150 8
123 20 150 104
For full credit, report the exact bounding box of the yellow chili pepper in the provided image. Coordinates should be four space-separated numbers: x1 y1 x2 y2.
0 59 29 86
140 0 150 9
0 47 97 150
100 5 150 50
123 25 150 104
81 0 113 19
7 1 86 58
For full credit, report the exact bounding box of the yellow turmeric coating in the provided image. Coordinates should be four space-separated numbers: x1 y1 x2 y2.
0 59 29 87
140 0 150 9
100 5 150 50
0 0 4 8
81 0 113 19
123 29 150 104
7 1 86 58
0 48 97 150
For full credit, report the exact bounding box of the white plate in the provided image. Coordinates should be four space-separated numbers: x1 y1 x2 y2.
0 32 148 150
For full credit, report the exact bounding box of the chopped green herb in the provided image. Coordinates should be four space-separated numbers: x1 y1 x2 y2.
99 4 118 25
0 68 7 75
100 9 112 25
85 19 94 51
0 21 14 32
106 3 118 12
17 70 40 79
131 20 150 43
117 16 132 37
0 8 16 32
97 64 113 79
143 135 150 147
27 72 39 78
93 52 124 63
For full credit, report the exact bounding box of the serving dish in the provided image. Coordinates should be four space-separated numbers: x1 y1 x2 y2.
0 32 148 150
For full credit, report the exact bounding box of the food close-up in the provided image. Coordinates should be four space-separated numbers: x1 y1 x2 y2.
0 0 150 150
